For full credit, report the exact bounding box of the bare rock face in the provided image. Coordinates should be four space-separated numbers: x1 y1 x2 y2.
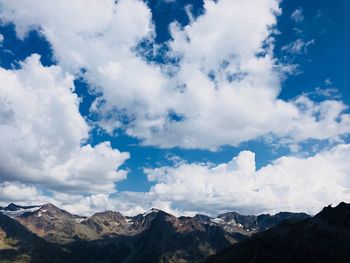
16 203 95 243
82 211 130 236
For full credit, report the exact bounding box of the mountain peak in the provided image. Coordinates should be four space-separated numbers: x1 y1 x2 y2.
142 208 166 217
40 203 59 210
90 210 125 222
32 203 74 217
4 203 22 211
315 202 350 227
193 214 212 223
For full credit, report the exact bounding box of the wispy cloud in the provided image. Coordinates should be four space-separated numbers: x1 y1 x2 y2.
291 7 304 23
281 38 315 54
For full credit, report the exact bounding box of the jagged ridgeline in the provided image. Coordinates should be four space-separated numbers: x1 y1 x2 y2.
0 203 309 263
206 202 350 263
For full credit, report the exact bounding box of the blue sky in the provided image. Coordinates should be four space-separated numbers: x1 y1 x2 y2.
0 0 350 216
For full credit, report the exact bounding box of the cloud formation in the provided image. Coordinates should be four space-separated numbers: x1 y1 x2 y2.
1 0 349 149
0 55 129 195
281 38 315 54
143 144 350 215
0 0 350 217
2 144 350 217
291 7 304 23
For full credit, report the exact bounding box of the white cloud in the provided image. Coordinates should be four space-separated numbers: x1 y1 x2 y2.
314 87 340 100
324 78 332 86
7 144 350 217
281 38 315 54
143 144 350 216
0 0 350 218
0 33 4 44
1 0 349 150
291 7 304 23
0 54 129 195
0 182 42 203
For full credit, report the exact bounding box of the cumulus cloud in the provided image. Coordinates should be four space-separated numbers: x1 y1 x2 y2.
0 54 129 195
0 182 43 203
1 0 350 150
6 144 350 217
0 0 350 218
143 144 350 216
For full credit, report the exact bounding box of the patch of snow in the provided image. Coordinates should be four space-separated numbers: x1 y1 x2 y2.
142 209 159 217
75 218 85 223
125 218 134 225
211 218 223 224
227 220 236 225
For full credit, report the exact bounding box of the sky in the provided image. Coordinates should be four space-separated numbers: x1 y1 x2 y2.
0 0 350 217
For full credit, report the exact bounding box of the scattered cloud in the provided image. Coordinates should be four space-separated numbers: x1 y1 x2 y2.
293 27 303 35
281 38 315 54
291 7 304 23
314 87 341 100
324 78 332 86
315 10 322 19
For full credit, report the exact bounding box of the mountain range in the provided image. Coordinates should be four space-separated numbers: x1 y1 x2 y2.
206 202 350 263
4 203 350 263
0 204 309 262
1 202 347 262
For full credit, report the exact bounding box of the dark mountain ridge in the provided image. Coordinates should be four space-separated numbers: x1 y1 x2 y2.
207 202 350 263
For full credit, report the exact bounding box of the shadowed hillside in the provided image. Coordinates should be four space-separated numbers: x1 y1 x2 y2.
206 202 350 263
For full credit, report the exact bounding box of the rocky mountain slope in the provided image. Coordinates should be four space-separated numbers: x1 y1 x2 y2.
0 213 80 263
1 204 309 244
0 203 310 262
207 202 350 263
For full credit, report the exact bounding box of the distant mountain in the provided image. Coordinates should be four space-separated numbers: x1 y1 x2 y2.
206 202 350 263
68 209 242 262
213 210 310 232
0 203 310 262
15 203 93 243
